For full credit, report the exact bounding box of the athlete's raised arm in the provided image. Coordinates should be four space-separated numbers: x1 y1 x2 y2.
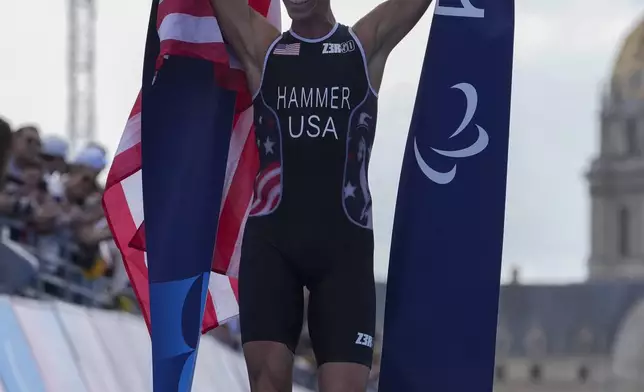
207 0 281 92
352 0 433 91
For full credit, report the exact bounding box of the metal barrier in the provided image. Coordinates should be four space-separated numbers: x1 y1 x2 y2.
0 295 316 392
0 216 123 308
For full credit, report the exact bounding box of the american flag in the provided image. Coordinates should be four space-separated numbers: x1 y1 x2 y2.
102 0 281 334
273 42 300 56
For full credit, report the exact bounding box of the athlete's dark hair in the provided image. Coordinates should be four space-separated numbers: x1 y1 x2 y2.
0 117 13 187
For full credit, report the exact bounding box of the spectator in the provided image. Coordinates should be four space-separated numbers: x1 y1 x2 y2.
59 146 108 231
6 125 42 182
51 150 113 293
40 135 69 175
71 143 107 205
64 163 99 210
2 159 60 239
62 165 109 245
40 135 69 200
18 160 46 200
71 144 106 177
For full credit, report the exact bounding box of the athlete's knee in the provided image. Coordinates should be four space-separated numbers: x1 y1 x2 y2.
248 373 292 392
244 341 294 392
317 362 370 392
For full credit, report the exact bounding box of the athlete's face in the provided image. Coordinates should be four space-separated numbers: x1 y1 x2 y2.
282 0 330 21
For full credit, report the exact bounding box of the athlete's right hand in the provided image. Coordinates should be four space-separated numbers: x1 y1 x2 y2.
207 0 281 93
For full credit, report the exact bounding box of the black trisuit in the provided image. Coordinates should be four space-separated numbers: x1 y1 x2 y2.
239 23 378 368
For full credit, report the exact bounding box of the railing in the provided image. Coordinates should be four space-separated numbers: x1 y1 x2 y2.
0 294 315 392
0 216 136 310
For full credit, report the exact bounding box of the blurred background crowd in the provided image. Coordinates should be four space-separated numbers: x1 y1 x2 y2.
0 115 381 391
0 116 131 308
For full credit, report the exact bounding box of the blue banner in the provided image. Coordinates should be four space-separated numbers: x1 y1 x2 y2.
379 0 514 391
0 297 46 392
140 1 234 391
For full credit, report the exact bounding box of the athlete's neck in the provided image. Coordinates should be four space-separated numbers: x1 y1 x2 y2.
290 13 336 40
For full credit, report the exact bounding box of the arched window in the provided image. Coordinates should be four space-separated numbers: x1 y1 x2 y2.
496 323 512 356
636 39 644 60
578 365 590 383
495 365 506 382
630 71 643 90
529 364 542 383
577 327 594 355
618 206 631 257
524 327 546 358
625 118 640 155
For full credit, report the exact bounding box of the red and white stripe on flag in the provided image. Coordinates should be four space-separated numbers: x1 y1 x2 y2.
102 0 280 334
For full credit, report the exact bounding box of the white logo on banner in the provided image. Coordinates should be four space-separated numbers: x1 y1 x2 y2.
435 0 485 18
414 82 489 184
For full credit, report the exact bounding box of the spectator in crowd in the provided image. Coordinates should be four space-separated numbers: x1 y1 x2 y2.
0 123 40 216
16 160 60 235
0 126 61 238
6 125 42 182
40 135 69 175
40 135 69 200
63 146 110 241
54 147 111 277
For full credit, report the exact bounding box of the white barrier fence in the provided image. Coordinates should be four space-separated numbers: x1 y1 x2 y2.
0 296 312 392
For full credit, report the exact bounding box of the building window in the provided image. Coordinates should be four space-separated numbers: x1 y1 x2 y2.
578 365 590 383
495 365 506 382
625 118 640 155
630 71 644 90
496 324 512 355
618 206 630 257
524 327 546 357
637 40 644 60
529 364 542 383
576 327 594 355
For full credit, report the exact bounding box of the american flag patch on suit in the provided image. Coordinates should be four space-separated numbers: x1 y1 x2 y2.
274 43 301 56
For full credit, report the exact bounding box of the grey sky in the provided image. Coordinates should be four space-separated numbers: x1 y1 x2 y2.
1 0 643 282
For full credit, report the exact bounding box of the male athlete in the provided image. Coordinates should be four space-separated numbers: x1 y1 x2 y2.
208 0 433 391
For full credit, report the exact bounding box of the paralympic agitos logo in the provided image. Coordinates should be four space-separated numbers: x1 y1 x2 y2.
414 82 489 185
413 0 487 185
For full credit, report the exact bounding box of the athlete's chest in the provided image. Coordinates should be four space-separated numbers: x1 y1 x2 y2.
263 48 366 141
261 40 367 114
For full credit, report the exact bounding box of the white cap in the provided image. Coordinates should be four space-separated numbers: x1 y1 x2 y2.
41 135 69 158
72 145 107 172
